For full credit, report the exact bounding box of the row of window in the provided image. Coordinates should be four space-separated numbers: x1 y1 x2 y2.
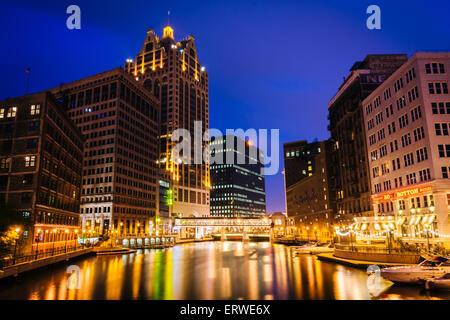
374 168 432 193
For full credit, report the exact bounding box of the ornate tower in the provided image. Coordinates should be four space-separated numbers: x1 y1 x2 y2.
125 25 210 217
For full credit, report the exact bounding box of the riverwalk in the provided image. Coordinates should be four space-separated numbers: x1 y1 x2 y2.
0 248 93 280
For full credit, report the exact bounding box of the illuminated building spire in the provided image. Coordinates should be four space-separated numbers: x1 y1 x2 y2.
163 11 174 40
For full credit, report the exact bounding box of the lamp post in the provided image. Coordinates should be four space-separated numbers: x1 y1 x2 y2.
64 229 69 253
35 229 41 260
424 224 431 254
12 228 21 265
74 229 78 251
51 229 57 256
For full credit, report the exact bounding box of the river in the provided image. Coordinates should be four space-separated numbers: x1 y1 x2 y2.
0 241 449 300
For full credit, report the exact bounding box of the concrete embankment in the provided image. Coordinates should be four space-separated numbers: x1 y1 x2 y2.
0 248 94 280
316 252 416 269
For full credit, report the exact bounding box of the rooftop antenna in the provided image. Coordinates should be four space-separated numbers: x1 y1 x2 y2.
168 10 170 25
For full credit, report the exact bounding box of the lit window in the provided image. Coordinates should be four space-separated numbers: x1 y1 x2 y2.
0 108 4 118
25 156 36 167
7 107 17 118
30 104 40 115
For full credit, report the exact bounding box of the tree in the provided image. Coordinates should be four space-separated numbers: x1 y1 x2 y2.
0 206 32 255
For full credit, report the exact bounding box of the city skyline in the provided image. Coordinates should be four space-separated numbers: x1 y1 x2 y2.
0 0 449 213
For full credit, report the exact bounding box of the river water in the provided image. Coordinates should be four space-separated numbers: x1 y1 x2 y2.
0 241 449 300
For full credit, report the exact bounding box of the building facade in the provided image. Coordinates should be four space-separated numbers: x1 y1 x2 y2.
283 140 336 241
328 54 408 226
0 92 83 252
210 135 266 217
51 68 159 236
125 25 210 217
361 52 450 247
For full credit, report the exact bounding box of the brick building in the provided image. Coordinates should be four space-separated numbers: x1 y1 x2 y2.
0 92 83 252
283 140 336 241
328 54 408 226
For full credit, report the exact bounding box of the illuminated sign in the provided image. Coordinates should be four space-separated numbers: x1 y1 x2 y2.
396 186 432 198
372 186 432 202
372 193 394 202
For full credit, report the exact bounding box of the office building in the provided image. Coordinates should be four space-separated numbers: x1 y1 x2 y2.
0 92 83 252
361 52 450 247
328 54 408 226
125 24 210 217
51 68 159 236
210 135 266 217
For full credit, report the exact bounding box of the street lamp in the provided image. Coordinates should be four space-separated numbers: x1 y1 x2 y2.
65 229 69 253
424 223 431 254
35 229 41 260
52 229 57 256
75 229 79 251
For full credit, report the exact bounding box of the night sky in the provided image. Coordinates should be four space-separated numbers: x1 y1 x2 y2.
0 0 449 213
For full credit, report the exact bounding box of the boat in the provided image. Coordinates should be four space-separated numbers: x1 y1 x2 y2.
293 243 334 254
381 256 450 284
425 273 450 291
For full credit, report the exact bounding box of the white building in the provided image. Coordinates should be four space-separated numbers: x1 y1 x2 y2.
359 52 450 248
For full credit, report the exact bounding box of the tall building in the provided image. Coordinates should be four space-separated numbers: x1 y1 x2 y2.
328 54 408 226
51 68 159 236
125 25 210 217
210 135 266 217
283 140 336 241
361 52 450 246
0 92 83 252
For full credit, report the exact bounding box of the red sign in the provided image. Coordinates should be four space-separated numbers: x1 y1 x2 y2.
396 186 432 198
372 186 432 203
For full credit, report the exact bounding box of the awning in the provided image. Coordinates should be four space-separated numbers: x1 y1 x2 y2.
396 217 406 225
354 223 360 230
426 215 436 224
414 216 422 225
389 223 395 229
374 223 381 231
361 223 368 231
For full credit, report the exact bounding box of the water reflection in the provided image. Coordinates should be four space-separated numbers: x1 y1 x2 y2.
0 242 449 300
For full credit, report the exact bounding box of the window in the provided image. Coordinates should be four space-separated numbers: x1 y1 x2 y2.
401 133 411 147
26 138 38 149
406 68 416 83
428 82 449 94
431 102 450 115
425 63 445 74
22 174 33 184
438 144 450 157
24 156 36 167
419 168 431 182
413 126 425 142
408 87 419 103
416 147 428 163
399 114 409 129
6 107 17 118
404 152 414 167
30 105 40 115
435 123 449 136
29 121 40 131
411 106 422 121
442 167 449 179
0 158 10 169
406 173 417 185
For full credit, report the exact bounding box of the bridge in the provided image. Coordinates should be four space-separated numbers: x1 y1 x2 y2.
174 217 272 240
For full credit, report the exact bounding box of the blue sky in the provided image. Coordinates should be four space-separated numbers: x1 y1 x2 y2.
0 0 449 213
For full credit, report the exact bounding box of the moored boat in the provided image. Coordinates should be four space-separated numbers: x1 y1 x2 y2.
425 273 450 291
381 256 450 284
